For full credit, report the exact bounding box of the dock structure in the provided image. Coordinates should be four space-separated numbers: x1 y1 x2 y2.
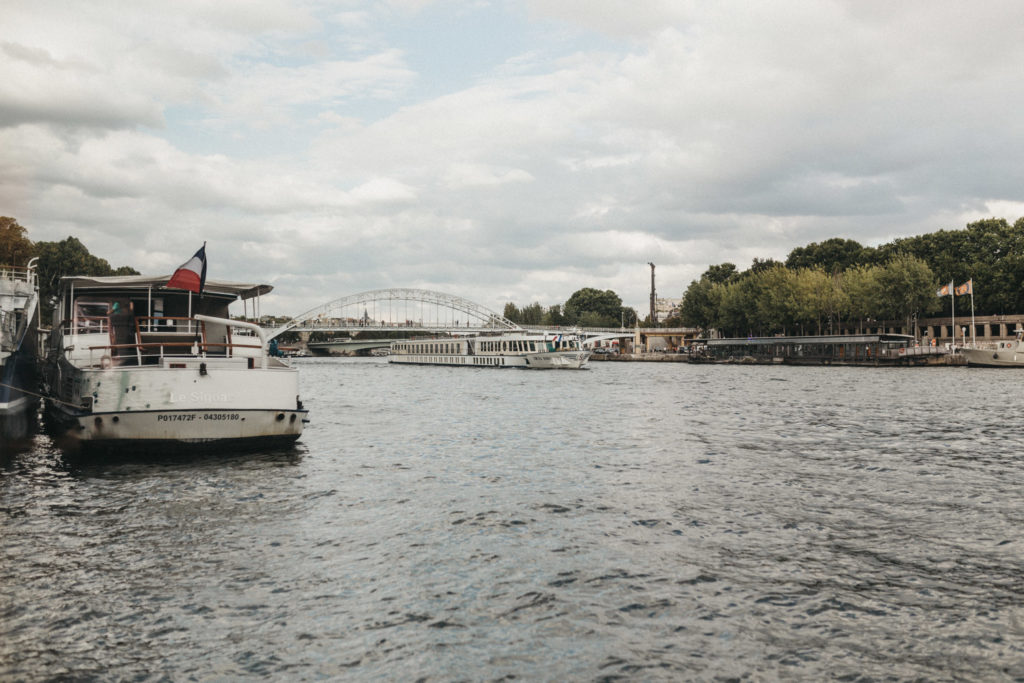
691 333 963 366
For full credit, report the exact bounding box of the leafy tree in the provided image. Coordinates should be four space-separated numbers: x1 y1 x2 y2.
503 302 521 323
563 287 624 326
34 237 139 321
785 238 873 273
0 217 35 266
679 277 720 330
702 262 739 285
841 264 883 332
874 253 940 330
519 302 545 326
543 304 568 326
714 279 752 337
749 257 782 274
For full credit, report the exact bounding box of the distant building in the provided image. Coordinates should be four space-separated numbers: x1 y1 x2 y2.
655 297 680 323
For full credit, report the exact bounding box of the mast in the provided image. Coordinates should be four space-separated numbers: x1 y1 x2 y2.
648 262 656 327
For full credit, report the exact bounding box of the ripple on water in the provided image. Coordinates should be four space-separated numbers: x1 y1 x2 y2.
2 361 1024 680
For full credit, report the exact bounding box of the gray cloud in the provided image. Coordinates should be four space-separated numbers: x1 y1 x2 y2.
3 1 1024 313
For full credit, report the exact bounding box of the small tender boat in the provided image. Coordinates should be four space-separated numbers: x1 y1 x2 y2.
0 259 40 442
389 331 590 369
958 327 1024 367
43 275 307 453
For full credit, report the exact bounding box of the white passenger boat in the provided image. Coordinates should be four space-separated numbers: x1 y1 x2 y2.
43 275 307 452
958 327 1024 367
389 331 590 369
0 259 40 441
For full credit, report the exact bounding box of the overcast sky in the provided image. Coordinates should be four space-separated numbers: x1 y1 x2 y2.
3 1 1024 315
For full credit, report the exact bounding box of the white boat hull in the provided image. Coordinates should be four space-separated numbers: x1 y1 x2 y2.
389 331 590 370
49 403 305 449
524 351 590 369
959 345 1024 367
48 359 305 451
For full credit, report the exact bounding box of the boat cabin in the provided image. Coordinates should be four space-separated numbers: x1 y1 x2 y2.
53 275 272 368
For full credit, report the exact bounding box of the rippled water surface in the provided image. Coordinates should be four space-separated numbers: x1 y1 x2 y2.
3 359 1023 680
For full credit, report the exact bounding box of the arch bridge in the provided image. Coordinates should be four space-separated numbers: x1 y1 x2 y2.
267 288 520 340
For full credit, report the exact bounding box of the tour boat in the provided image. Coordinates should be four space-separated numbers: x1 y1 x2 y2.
958 327 1024 367
389 331 590 369
43 274 307 452
0 259 40 441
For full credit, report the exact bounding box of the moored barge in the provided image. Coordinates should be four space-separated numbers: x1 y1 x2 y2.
43 274 307 453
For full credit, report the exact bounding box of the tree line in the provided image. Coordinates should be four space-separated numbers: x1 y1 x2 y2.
1 216 139 320
680 217 1024 337
504 287 639 328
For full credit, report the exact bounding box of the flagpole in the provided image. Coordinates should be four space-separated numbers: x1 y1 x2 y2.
970 279 975 346
950 280 955 349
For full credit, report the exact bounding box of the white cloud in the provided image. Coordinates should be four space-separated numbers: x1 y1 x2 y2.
3 0 1024 314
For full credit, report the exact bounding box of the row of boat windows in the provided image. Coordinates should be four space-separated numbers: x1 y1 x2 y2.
478 340 538 353
393 340 541 354
393 342 465 354
393 356 506 366
393 339 580 354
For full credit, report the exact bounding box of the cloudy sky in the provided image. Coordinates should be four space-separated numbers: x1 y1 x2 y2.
3 0 1024 316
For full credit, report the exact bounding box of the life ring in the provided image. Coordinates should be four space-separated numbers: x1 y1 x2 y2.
100 355 112 369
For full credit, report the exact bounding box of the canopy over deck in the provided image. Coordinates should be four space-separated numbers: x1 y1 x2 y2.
58 275 272 300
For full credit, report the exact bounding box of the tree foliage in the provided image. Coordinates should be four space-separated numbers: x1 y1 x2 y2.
785 238 873 273
681 254 939 337
3 220 140 322
504 288 632 328
679 217 1024 336
0 217 35 265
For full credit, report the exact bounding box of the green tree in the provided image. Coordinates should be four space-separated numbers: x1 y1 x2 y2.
785 238 873 273
34 237 139 321
679 277 720 331
703 262 739 285
563 287 624 326
519 302 545 325
543 304 568 326
874 253 940 330
841 264 884 332
503 302 521 323
0 217 34 265
715 279 753 337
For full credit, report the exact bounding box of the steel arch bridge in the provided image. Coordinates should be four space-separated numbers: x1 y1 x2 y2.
268 288 520 339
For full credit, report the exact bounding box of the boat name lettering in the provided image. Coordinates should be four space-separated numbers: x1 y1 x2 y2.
169 391 235 403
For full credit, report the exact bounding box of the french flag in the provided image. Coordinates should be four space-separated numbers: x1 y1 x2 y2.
167 243 207 294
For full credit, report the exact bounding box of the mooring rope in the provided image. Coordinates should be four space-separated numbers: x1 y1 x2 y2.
0 380 84 409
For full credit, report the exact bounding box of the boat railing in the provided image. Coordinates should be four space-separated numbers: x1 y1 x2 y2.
66 314 272 369
135 315 203 335
0 262 38 288
70 316 111 335
81 340 264 368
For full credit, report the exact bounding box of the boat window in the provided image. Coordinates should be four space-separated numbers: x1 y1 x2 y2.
529 341 536 352
74 301 111 333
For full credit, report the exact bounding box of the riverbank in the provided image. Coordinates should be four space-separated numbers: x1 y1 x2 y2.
590 352 688 362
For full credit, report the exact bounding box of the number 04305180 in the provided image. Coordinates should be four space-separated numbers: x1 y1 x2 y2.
203 413 241 421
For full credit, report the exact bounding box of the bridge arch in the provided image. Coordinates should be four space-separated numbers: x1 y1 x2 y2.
269 288 520 339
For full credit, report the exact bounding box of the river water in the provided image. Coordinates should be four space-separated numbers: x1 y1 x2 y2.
2 359 1022 681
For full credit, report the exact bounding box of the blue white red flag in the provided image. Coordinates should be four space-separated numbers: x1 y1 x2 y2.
167 243 207 294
